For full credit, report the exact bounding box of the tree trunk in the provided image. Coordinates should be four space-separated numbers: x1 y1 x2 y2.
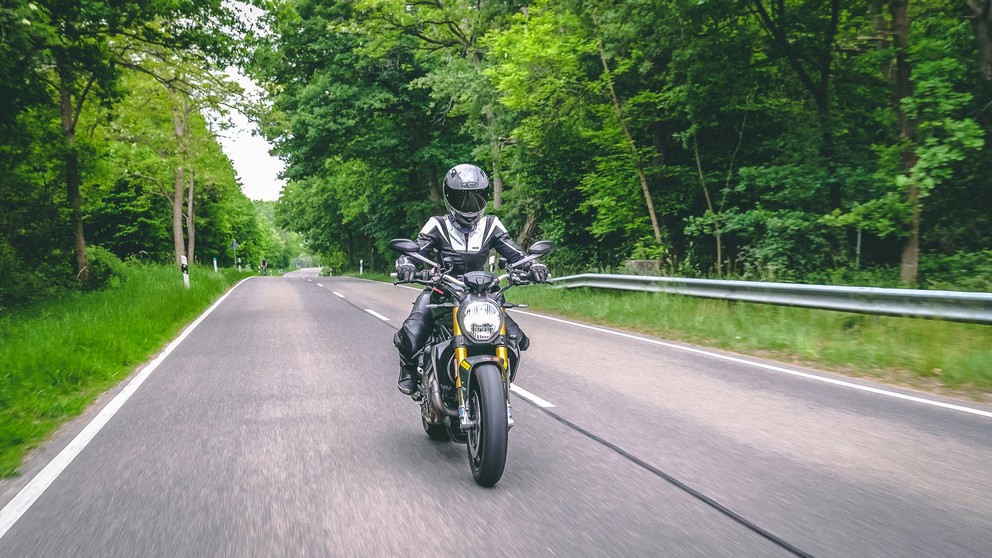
59 81 89 283
186 169 195 264
968 0 992 80
411 120 440 203
491 140 503 208
692 133 722 276
173 166 186 267
426 167 440 202
171 98 189 267
890 0 919 284
597 45 663 246
517 212 538 248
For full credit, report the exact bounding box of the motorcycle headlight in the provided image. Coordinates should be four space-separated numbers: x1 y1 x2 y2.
459 300 503 343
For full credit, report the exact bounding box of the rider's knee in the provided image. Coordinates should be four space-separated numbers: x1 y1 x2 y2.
395 315 430 356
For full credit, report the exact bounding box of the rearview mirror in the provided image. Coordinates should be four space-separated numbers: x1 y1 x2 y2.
388 238 419 254
527 240 554 256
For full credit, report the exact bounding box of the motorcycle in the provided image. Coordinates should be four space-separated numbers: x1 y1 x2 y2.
389 238 553 486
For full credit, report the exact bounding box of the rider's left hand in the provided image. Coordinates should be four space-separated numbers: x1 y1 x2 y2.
529 263 549 283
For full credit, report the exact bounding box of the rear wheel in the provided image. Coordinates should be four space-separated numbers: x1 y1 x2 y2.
466 364 508 486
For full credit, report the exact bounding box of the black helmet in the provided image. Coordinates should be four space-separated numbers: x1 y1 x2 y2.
443 164 489 227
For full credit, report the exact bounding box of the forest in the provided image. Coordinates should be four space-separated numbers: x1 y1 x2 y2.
2 0 992 313
0 0 302 310
256 0 992 290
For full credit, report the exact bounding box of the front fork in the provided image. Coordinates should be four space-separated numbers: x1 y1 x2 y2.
452 309 514 431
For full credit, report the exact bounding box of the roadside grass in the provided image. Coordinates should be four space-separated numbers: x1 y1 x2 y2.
506 286 992 398
0 264 249 477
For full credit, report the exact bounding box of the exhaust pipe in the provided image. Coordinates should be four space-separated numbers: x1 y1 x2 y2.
430 375 458 418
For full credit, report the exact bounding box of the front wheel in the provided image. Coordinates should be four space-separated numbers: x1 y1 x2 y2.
466 364 508 486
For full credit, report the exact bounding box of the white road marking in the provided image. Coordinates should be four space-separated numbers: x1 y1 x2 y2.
365 309 391 321
333 292 345 298
317 283 324 287
512 309 992 420
510 384 556 408
0 278 253 541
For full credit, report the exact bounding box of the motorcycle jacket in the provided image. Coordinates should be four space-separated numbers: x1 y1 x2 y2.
404 214 530 276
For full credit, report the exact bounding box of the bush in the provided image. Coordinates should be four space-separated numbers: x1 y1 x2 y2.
920 250 992 292
0 242 74 310
85 245 127 289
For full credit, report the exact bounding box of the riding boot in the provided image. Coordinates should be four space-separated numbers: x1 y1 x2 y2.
397 357 419 395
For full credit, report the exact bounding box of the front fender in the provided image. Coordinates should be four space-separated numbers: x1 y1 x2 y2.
459 355 507 395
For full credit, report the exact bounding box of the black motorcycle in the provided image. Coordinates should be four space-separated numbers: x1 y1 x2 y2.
389 238 553 486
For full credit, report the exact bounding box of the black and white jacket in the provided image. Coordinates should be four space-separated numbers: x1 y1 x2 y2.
406 214 529 275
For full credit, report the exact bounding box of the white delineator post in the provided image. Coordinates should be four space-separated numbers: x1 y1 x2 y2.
181 255 190 289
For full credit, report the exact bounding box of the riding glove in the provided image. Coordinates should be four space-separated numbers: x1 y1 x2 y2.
529 263 549 283
395 256 416 282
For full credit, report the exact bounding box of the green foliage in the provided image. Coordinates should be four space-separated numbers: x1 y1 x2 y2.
179 0 992 286
920 251 992 292
629 238 668 261
84 245 126 289
0 0 269 307
4 0 990 297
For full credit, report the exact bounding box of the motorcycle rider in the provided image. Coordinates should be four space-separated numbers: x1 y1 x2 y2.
393 163 549 394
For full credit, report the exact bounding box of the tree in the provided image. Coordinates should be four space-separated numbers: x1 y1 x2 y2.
22 0 238 282
251 0 992 286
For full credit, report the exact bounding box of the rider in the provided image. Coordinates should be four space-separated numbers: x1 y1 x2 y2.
393 163 549 394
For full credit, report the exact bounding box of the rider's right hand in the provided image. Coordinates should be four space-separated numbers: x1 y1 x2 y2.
395 255 418 282
396 264 416 282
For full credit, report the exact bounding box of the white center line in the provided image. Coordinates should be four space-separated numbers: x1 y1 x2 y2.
511 384 556 408
332 292 345 298
317 283 324 287
365 309 390 321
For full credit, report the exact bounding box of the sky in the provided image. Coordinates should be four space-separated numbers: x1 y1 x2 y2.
212 3 286 203
216 106 286 202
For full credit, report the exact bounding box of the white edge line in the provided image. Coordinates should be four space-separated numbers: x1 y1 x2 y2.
512 309 992 420
510 384 555 408
0 277 252 541
332 292 345 298
364 309 390 321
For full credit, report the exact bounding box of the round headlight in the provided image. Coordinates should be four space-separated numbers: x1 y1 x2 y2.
459 300 503 342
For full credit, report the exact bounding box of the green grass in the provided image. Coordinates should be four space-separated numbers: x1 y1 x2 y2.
0 264 249 477
506 286 992 398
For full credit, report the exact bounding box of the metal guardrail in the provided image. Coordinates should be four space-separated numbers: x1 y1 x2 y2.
550 273 992 325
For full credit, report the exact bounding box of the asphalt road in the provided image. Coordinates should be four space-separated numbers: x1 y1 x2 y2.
1 273 990 557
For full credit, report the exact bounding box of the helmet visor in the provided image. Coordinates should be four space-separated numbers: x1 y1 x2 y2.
445 188 487 214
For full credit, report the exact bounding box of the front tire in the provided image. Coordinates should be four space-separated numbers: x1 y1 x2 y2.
466 364 508 486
